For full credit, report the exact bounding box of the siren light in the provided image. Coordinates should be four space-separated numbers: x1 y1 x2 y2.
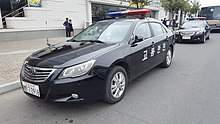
107 9 151 17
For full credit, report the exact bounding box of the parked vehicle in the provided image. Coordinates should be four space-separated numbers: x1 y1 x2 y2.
199 6 220 31
175 20 211 43
20 10 175 104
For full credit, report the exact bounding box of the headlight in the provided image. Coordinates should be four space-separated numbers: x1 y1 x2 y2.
195 31 204 35
59 60 96 79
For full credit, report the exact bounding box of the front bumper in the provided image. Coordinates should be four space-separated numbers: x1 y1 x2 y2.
20 70 105 102
175 33 204 42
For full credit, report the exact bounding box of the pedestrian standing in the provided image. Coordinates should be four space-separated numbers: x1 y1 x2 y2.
63 18 70 37
172 19 176 31
69 19 74 37
162 18 167 27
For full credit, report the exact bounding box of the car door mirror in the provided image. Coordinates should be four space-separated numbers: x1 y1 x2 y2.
179 26 184 29
133 35 144 44
205 25 209 29
66 39 71 42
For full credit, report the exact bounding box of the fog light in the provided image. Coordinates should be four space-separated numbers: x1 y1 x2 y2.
71 93 79 99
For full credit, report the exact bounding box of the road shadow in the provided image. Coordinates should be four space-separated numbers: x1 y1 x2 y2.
176 41 204 45
211 30 220 33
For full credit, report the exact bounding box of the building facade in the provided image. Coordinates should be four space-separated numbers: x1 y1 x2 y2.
0 0 167 31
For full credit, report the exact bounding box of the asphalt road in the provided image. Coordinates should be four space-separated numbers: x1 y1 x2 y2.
1 33 220 124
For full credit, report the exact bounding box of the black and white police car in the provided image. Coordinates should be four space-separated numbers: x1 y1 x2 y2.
175 20 211 43
20 10 175 104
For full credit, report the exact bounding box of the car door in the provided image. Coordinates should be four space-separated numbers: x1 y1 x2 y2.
130 22 154 78
149 22 169 66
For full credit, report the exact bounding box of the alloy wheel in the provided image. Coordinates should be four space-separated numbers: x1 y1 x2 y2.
166 49 172 66
111 72 126 99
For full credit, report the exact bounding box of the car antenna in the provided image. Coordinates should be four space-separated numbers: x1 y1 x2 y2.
45 20 51 47
45 9 51 47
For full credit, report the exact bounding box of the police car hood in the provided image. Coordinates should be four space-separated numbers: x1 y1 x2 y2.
26 41 118 68
178 28 204 33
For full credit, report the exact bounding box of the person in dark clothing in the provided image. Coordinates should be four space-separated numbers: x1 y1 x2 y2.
172 19 176 31
162 18 167 27
69 19 74 37
63 18 70 37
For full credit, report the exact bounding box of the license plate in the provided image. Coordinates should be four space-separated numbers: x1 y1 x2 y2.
182 36 191 39
22 81 40 97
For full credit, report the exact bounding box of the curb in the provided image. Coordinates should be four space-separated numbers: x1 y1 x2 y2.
0 81 21 95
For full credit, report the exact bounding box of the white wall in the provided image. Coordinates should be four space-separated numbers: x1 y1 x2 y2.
0 9 3 28
158 7 169 21
6 0 88 30
5 0 168 30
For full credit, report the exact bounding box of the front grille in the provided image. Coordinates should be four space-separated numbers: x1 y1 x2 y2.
180 32 195 36
209 24 215 26
23 64 56 82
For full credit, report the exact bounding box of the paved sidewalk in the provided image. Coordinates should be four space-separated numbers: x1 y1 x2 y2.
0 37 70 86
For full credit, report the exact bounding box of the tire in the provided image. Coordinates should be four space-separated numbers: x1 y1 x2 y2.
161 47 173 68
207 35 210 40
103 66 128 104
175 39 180 43
201 35 206 43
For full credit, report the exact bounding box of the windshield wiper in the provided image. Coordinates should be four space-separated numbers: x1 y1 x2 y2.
79 40 104 43
66 39 79 42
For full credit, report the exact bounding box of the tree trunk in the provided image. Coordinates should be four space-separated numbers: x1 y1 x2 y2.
171 12 175 30
180 10 183 26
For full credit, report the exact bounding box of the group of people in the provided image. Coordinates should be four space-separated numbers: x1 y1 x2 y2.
161 18 178 30
63 18 74 37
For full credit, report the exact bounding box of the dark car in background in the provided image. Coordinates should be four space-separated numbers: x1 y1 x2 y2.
175 20 211 43
20 10 175 104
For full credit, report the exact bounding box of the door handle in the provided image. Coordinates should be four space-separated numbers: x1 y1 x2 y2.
151 42 155 46
166 36 169 41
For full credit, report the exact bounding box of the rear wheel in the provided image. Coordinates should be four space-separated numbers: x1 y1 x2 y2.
161 47 173 68
103 66 128 104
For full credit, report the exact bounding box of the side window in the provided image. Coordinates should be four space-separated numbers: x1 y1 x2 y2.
150 23 164 36
161 26 167 33
135 23 151 39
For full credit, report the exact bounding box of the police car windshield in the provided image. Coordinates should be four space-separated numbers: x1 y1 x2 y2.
72 21 132 44
182 21 204 29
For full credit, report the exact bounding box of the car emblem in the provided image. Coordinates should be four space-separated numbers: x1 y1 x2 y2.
30 67 36 75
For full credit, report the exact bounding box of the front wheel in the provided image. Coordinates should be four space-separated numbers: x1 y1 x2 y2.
207 35 210 40
161 47 173 68
201 35 206 43
103 66 128 104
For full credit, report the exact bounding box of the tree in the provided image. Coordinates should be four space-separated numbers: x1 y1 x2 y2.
162 0 187 29
179 0 191 25
182 1 191 17
190 1 201 15
130 0 151 9
162 0 186 19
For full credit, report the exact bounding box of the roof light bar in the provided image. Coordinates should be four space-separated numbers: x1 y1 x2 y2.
107 9 151 17
128 9 151 15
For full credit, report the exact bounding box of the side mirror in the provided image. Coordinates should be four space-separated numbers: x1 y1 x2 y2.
133 35 144 44
179 26 184 29
66 39 71 42
205 25 209 29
